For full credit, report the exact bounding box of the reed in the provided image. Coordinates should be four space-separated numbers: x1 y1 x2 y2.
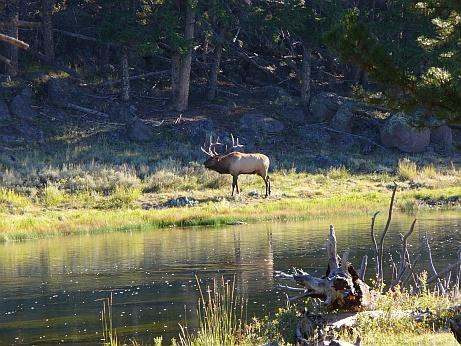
179 276 249 346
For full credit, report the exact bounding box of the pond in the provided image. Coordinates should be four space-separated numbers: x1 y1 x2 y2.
0 212 459 345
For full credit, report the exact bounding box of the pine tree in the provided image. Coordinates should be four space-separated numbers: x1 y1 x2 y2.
326 2 461 122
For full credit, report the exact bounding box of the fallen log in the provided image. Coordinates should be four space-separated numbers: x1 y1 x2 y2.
65 103 109 118
0 54 13 68
0 33 29 50
102 70 169 87
275 225 376 311
0 20 41 28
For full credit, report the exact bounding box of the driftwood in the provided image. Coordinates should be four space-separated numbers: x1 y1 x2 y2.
276 225 375 311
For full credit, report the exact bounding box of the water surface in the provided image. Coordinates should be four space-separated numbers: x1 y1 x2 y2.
0 212 459 345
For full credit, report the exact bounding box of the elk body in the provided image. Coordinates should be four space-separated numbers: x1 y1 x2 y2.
201 135 271 197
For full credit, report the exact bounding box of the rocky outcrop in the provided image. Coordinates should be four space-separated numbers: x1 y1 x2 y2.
127 118 153 142
430 125 452 152
239 112 284 134
10 87 37 120
110 103 136 123
380 113 430 153
330 103 353 133
280 107 305 124
308 92 348 123
47 78 72 106
182 119 215 143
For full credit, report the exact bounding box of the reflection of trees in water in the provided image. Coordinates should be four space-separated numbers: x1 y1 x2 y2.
232 227 274 301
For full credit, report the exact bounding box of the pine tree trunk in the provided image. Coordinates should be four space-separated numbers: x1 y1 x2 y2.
301 43 312 113
121 45 130 102
175 3 195 112
41 0 54 64
171 54 181 105
207 41 223 101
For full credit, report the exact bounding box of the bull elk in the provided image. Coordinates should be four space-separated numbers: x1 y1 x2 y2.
200 134 271 197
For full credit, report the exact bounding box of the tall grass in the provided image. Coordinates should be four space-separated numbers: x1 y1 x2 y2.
397 159 418 180
179 276 250 346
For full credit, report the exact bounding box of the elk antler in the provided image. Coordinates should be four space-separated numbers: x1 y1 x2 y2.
230 133 244 150
200 135 222 157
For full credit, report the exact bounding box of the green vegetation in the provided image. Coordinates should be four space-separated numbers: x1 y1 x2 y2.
100 276 460 346
327 2 461 121
0 143 459 242
178 277 250 346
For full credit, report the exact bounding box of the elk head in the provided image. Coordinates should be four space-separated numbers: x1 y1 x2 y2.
200 134 243 170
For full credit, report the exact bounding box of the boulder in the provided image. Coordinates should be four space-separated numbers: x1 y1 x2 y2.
0 99 11 123
16 121 44 143
430 125 452 152
0 121 43 144
127 118 153 142
10 87 37 119
47 78 72 106
110 103 136 123
182 119 215 143
280 107 305 124
380 113 430 153
252 86 298 108
239 112 284 134
308 92 347 123
164 196 198 208
330 103 353 132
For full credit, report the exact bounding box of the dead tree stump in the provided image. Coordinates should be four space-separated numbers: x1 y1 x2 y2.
276 225 375 311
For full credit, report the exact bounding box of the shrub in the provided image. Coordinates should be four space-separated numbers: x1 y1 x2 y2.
43 185 66 207
420 164 437 179
327 165 351 180
397 159 417 180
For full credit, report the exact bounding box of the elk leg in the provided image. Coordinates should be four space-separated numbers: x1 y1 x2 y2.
266 175 271 196
261 175 269 197
235 176 240 194
232 175 238 196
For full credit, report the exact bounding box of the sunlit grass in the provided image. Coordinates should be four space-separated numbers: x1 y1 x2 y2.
179 277 250 346
398 158 418 180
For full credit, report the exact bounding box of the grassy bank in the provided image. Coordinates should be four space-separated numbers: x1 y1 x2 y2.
100 276 460 346
0 157 460 241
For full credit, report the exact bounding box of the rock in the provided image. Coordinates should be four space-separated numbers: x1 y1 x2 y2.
182 119 215 143
308 92 347 123
297 125 331 146
252 86 298 108
165 196 198 208
127 118 153 142
0 99 11 123
47 78 71 106
239 112 284 134
10 87 37 120
280 107 304 124
16 121 44 143
110 103 136 123
430 125 452 152
0 121 43 144
330 103 353 132
380 113 430 153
